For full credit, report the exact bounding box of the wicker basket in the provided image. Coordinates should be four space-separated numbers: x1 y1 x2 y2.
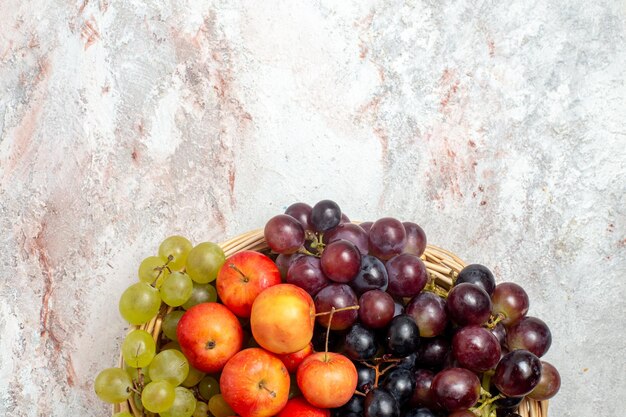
112 229 548 417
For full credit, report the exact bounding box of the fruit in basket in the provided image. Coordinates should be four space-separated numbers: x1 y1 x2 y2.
141 380 176 412
148 349 189 386
160 386 196 417
216 251 282 317
528 361 561 400
97 200 562 417
276 396 330 417
493 349 542 396
121 329 156 368
264 214 305 254
220 348 290 417
297 352 358 408
430 367 481 411
276 342 313 373
94 368 133 403
186 242 226 283
314 284 359 330
159 235 193 271
177 302 243 373
506 316 552 357
118 282 161 325
250 283 316 354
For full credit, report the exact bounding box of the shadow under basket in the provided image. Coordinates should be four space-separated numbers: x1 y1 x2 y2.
113 229 549 417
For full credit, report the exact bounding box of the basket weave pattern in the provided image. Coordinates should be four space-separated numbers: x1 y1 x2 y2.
113 229 548 417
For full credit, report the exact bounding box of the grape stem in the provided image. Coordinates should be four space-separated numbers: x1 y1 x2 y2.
354 389 366 397
324 307 336 362
485 312 505 329
314 305 360 316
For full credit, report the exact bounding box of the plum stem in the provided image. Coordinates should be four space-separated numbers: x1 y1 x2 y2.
258 382 277 398
314 305 360 316
324 307 336 361
228 263 249 282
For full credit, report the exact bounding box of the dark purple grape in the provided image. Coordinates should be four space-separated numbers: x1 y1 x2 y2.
493 392 523 411
311 322 343 352
381 368 415 405
364 388 400 417
528 361 561 400
369 218 407 260
409 369 436 408
446 283 492 326
287 255 331 296
311 199 342 232
404 408 436 417
448 411 477 417
324 223 369 254
264 214 305 254
506 316 552 357
396 352 417 370
359 289 395 329
321 240 361 283
431 368 480 411
356 363 376 392
335 395 364 415
455 264 496 296
315 284 359 330
393 300 405 317
452 325 501 372
491 282 529 326
352 255 389 295
359 221 373 234
406 292 447 337
284 202 312 230
402 222 427 256
493 350 542 397
416 337 449 370
344 323 377 360
275 253 302 280
386 254 428 298
386 314 420 356
491 322 507 347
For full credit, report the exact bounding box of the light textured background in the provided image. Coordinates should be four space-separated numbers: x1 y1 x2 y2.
1 0 625 416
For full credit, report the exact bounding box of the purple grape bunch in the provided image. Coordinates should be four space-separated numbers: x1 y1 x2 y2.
264 200 560 417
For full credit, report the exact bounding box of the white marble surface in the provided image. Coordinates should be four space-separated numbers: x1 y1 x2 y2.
1 1 625 416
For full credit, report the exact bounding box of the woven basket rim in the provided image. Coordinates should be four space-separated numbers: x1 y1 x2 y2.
112 228 548 417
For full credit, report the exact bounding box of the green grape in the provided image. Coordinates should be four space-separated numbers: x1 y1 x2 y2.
160 272 194 307
159 236 193 271
141 380 176 413
119 282 161 325
162 310 185 341
161 341 181 351
138 255 170 284
148 349 189 386
192 401 210 417
113 412 134 417
197 375 220 401
121 329 156 368
185 242 225 284
208 394 235 417
160 386 197 417
182 282 218 310
94 368 132 403
181 365 205 388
